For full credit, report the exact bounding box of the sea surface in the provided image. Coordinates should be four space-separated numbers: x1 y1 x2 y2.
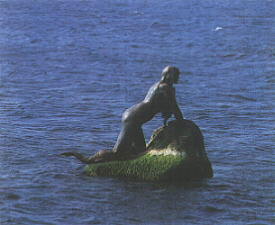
0 0 274 224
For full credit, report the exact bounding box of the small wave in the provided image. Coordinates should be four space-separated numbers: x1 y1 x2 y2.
150 21 171 29
30 39 41 44
221 53 236 58
227 94 257 102
219 52 247 59
130 44 140 48
4 193 21 200
204 205 225 213
213 26 223 31
126 217 143 223
152 188 166 193
133 10 144 16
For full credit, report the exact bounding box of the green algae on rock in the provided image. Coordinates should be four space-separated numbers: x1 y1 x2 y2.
85 120 213 181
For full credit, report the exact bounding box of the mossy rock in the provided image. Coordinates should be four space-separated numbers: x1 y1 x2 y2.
84 120 213 181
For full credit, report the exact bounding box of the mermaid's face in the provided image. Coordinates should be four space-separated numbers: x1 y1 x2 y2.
161 66 180 84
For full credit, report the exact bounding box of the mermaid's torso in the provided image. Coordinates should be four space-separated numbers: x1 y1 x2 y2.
122 82 174 125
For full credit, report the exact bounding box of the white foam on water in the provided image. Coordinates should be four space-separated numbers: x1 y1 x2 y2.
214 26 223 31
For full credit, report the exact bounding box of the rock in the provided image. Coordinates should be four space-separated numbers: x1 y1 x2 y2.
84 120 213 181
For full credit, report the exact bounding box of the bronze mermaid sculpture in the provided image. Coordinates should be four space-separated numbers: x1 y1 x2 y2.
62 66 183 163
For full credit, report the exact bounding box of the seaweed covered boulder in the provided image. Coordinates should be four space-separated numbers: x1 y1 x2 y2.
84 120 213 181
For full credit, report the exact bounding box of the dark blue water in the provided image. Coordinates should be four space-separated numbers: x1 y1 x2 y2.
0 0 274 224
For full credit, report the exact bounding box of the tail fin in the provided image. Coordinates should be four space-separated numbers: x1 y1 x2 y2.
61 152 91 163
